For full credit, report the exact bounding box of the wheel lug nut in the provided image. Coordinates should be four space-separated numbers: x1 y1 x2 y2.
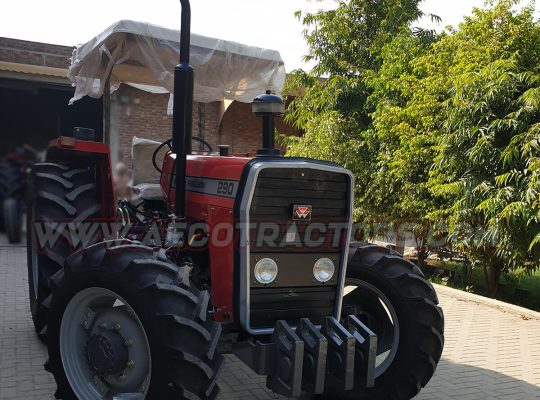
82 320 88 328
127 360 135 368
99 323 107 330
118 373 126 381
113 323 121 331
124 338 133 347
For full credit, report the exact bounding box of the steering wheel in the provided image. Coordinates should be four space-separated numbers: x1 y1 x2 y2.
152 137 214 173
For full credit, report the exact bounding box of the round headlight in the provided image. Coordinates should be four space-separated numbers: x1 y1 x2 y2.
313 258 335 283
254 258 278 284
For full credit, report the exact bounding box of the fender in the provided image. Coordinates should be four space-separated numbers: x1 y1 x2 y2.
45 136 116 223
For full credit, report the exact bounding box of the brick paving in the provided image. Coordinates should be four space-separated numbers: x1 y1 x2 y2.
1 243 539 399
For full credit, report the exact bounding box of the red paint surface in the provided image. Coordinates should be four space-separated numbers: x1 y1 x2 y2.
48 139 252 324
161 152 252 322
47 138 116 222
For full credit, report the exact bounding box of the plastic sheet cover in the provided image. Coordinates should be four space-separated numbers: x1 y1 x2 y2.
67 20 286 105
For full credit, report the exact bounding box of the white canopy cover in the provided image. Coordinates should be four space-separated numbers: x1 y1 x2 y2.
67 20 286 105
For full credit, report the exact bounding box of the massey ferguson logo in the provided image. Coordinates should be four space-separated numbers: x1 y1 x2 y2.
293 205 312 220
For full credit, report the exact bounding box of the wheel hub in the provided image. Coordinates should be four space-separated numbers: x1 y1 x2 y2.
86 330 129 375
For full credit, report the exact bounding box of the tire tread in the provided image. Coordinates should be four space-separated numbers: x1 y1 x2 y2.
343 244 444 400
46 243 223 400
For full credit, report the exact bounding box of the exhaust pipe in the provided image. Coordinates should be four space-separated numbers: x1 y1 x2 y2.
173 0 194 218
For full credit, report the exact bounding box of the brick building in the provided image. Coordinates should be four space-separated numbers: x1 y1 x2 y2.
0 36 301 167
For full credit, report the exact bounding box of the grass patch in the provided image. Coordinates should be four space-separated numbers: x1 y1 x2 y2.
415 258 540 311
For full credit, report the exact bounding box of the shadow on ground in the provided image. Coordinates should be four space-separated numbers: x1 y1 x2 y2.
415 358 540 400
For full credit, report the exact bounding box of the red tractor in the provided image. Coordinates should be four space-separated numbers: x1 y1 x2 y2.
26 2 444 399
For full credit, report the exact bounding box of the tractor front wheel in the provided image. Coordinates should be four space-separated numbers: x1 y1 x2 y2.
45 242 224 400
340 244 444 400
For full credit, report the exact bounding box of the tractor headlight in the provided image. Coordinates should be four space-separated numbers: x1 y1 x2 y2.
313 258 335 283
254 258 278 284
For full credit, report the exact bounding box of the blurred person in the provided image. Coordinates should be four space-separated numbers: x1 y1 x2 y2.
113 162 134 202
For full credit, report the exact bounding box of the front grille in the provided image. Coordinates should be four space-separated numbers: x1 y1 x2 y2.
250 286 336 329
249 168 349 252
246 166 351 330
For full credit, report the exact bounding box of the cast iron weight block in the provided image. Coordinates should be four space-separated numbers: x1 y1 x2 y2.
267 320 305 398
345 314 377 388
296 318 328 394
322 316 356 392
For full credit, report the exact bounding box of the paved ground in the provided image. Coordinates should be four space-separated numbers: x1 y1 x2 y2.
1 243 539 399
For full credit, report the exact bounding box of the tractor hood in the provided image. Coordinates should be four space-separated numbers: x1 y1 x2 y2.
67 19 286 106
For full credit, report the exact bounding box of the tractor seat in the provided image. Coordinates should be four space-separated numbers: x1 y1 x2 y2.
131 137 168 201
133 183 164 201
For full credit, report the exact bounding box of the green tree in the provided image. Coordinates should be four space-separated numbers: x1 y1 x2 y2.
286 0 540 295
427 1 540 295
283 0 440 256
363 30 443 265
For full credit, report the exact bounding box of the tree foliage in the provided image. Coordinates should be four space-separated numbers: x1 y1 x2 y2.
285 0 540 294
426 2 540 293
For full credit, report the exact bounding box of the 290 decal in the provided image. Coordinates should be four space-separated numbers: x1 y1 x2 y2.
186 176 238 198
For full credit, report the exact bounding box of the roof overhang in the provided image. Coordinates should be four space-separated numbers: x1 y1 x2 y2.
0 61 69 85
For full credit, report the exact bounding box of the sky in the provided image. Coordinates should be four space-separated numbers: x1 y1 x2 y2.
1 0 538 72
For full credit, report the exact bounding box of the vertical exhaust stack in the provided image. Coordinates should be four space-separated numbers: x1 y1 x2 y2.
173 0 194 217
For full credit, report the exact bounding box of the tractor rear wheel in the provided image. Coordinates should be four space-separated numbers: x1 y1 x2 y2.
3 198 22 243
26 162 101 339
339 244 444 400
45 242 224 400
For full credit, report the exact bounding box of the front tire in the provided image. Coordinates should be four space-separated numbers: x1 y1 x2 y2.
340 245 444 400
45 242 224 400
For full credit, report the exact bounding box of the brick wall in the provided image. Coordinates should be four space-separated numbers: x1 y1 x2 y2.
112 87 303 167
0 37 73 68
220 100 302 154
112 85 222 167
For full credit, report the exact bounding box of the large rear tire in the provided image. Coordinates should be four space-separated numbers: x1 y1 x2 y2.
3 198 22 243
339 244 444 400
26 162 101 338
45 241 224 400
